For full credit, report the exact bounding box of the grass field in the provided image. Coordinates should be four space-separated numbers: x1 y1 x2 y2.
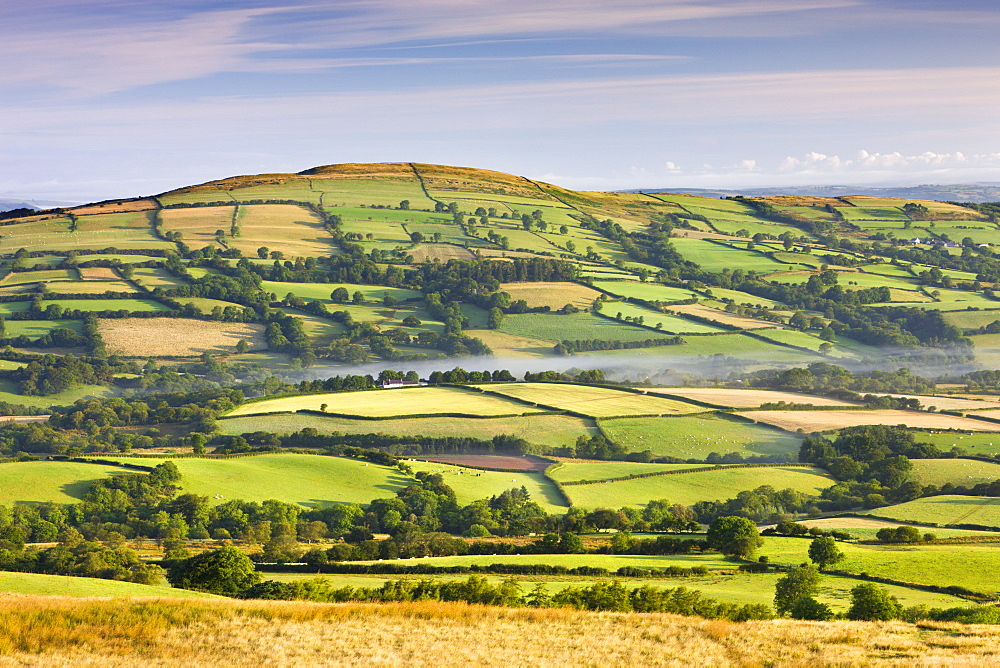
461 329 559 357
226 204 337 258
406 460 566 512
836 541 1000 596
98 318 266 356
226 386 547 418
908 458 1000 487
2 319 84 338
45 298 171 312
0 572 220 599
600 414 802 459
589 281 696 302
669 238 788 273
477 383 703 418
942 309 1000 329
916 431 1000 456
497 312 680 343
218 413 597 449
110 454 412 507
260 281 421 304
862 495 1000 527
0 461 133 504
129 267 189 289
659 387 855 408
739 409 1000 433
546 460 707 483
563 466 834 509
0 379 112 408
597 302 726 334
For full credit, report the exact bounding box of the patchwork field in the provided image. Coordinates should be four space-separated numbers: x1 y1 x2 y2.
599 414 802 459
739 409 1000 433
226 386 548 418
659 388 857 408
668 238 788 273
98 318 267 356
218 413 597 449
597 302 726 334
477 383 703 418
664 303 783 329
557 465 834 509
588 281 697 302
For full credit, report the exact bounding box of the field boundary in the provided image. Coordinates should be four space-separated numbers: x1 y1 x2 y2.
557 462 819 486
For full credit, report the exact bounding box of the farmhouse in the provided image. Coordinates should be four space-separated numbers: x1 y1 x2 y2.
378 379 426 389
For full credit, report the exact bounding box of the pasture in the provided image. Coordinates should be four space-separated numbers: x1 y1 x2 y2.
668 238 787 273
546 460 706 483
497 312 679 343
477 383 703 418
129 267 189 289
46 298 171 313
219 413 597 449
908 458 1000 487
588 281 696 302
111 454 412 507
917 431 1000 456
406 460 567 512
561 465 834 509
226 386 547 418
599 414 803 459
598 302 726 334
260 281 421 304
862 495 1000 527
738 409 1000 433
0 379 113 409
0 461 132 504
98 318 266 356
0 572 219 599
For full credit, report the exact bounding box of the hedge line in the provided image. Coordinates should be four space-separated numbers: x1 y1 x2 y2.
253 562 710 578
559 462 817 487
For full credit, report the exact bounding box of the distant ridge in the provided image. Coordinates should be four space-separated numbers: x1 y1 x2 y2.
619 183 1000 203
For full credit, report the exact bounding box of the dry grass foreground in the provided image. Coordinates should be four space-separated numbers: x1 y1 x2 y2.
98 319 266 357
2 597 1000 667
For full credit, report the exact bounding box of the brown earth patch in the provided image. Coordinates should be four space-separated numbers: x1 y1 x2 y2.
77 267 120 280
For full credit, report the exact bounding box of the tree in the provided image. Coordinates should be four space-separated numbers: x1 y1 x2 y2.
487 307 504 329
257 247 269 259
399 200 410 210
167 546 261 595
808 536 844 569
773 564 821 615
330 287 349 303
558 532 585 554
847 583 902 621
706 516 763 558
235 339 250 354
352 291 365 304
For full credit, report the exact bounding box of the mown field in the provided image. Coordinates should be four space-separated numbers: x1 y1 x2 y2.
599 414 803 459
477 383 703 418
218 413 597 449
561 466 834 509
98 318 266 356
657 387 856 409
226 386 546 418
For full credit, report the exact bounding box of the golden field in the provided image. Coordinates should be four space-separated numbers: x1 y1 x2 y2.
1 597 1000 666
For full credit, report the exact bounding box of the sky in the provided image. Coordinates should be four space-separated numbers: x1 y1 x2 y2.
2 0 1000 202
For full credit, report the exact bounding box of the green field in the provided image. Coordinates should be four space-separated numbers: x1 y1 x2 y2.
562 466 834 509
497 312 679 343
943 309 1000 330
597 302 726 334
0 379 112 408
862 495 1000 527
227 386 546 418
908 459 1000 486
3 319 84 337
836 541 1000 596
600 414 802 459
589 281 696 302
0 461 131 504
477 383 702 418
547 460 707 483
0 571 220 599
669 238 788 273
45 298 170 312
110 454 412 507
218 413 597 449
916 431 1000 457
260 281 421 304
406 460 566 512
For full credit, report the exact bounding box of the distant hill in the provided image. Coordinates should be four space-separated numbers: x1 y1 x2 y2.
622 183 1000 203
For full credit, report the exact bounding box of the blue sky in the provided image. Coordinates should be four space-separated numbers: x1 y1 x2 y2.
3 0 1000 201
